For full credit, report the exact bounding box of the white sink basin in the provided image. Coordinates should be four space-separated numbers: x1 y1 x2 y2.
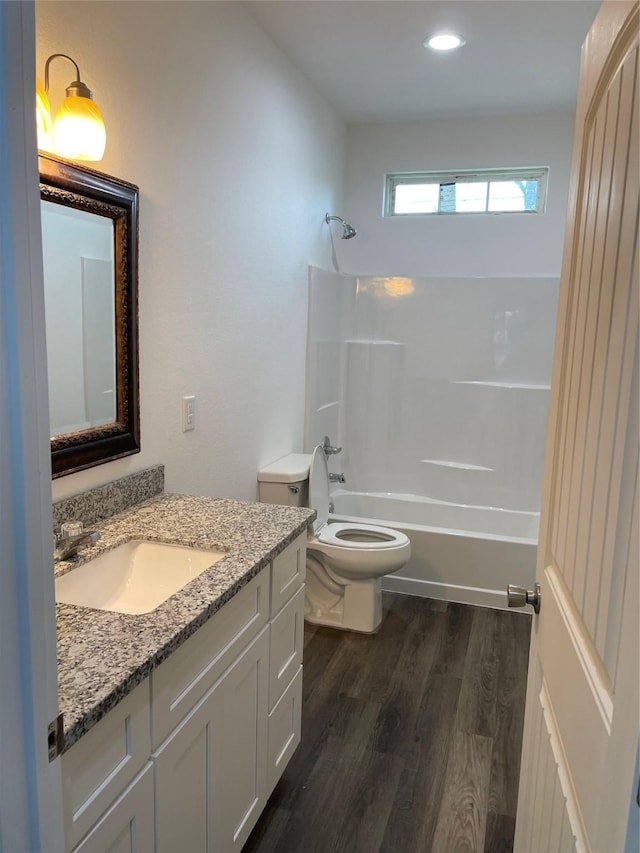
55 540 226 615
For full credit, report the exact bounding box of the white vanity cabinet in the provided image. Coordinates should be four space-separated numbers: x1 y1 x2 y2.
61 533 306 853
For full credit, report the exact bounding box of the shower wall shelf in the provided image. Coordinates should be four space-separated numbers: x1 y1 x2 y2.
454 380 551 390
420 459 494 472
344 339 406 345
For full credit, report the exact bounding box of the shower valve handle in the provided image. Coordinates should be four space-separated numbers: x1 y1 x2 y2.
321 436 342 456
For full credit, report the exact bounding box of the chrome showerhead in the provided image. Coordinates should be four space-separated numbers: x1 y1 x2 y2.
325 213 357 240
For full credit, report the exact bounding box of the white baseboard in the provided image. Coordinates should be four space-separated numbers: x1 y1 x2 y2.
382 574 517 611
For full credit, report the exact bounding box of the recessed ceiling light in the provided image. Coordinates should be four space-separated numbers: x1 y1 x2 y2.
424 33 466 52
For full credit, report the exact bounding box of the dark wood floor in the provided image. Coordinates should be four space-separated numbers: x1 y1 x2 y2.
244 593 531 853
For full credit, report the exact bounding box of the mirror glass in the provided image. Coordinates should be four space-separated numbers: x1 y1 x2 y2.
39 154 140 478
42 200 116 435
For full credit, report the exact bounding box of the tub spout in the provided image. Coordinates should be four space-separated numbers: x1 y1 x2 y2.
329 472 346 484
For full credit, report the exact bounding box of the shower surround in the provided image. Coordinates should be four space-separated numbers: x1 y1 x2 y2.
305 267 559 608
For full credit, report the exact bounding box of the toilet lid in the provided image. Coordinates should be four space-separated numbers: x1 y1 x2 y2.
309 445 329 535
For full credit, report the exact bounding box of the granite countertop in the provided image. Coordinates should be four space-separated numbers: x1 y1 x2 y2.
56 493 315 752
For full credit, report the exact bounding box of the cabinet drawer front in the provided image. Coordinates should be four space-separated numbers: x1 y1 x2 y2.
269 585 304 711
62 681 151 852
151 568 268 748
271 534 306 616
71 763 154 853
267 666 302 798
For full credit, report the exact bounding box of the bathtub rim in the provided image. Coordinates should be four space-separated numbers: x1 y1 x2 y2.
329 498 539 547
334 511 539 546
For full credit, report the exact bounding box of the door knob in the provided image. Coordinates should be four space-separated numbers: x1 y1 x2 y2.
507 582 541 614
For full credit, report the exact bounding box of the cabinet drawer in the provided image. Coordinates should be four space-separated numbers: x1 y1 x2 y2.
71 763 154 853
151 568 268 748
267 666 302 798
271 534 306 617
269 585 304 711
62 681 151 852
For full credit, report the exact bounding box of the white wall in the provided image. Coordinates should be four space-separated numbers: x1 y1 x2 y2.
37 0 346 501
341 112 575 277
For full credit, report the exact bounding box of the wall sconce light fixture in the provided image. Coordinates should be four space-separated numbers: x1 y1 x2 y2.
36 53 106 161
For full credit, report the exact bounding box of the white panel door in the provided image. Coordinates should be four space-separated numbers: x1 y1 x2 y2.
514 3 639 852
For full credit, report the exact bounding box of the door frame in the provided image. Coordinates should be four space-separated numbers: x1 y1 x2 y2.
0 1 64 849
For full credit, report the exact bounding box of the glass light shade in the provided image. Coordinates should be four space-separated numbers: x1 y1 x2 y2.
53 95 106 161
36 79 52 150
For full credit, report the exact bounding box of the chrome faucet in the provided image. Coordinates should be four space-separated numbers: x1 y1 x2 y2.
328 472 346 484
322 435 342 456
54 522 101 562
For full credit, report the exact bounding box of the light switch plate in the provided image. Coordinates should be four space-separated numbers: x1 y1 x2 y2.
182 395 195 432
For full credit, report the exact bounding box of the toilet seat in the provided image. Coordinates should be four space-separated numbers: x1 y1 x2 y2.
316 521 407 549
307 527 410 580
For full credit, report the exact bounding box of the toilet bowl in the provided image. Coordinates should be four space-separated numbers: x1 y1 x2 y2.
258 446 410 633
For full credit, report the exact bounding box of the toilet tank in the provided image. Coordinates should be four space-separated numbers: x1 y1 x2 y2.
257 453 311 507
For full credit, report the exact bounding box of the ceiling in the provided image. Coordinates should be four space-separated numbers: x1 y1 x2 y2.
244 1 601 123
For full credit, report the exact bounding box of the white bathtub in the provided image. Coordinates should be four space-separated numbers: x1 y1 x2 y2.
330 489 539 610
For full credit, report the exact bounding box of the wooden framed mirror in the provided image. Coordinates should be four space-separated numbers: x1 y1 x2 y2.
39 154 140 477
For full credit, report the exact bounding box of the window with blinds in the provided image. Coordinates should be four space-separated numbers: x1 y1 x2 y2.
384 167 549 216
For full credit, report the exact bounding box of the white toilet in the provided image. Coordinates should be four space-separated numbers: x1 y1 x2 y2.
258 446 410 633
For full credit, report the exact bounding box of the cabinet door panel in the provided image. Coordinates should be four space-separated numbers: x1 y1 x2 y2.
211 627 269 852
72 763 154 853
269 586 304 710
154 627 269 853
154 697 211 853
267 666 302 798
271 535 306 616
